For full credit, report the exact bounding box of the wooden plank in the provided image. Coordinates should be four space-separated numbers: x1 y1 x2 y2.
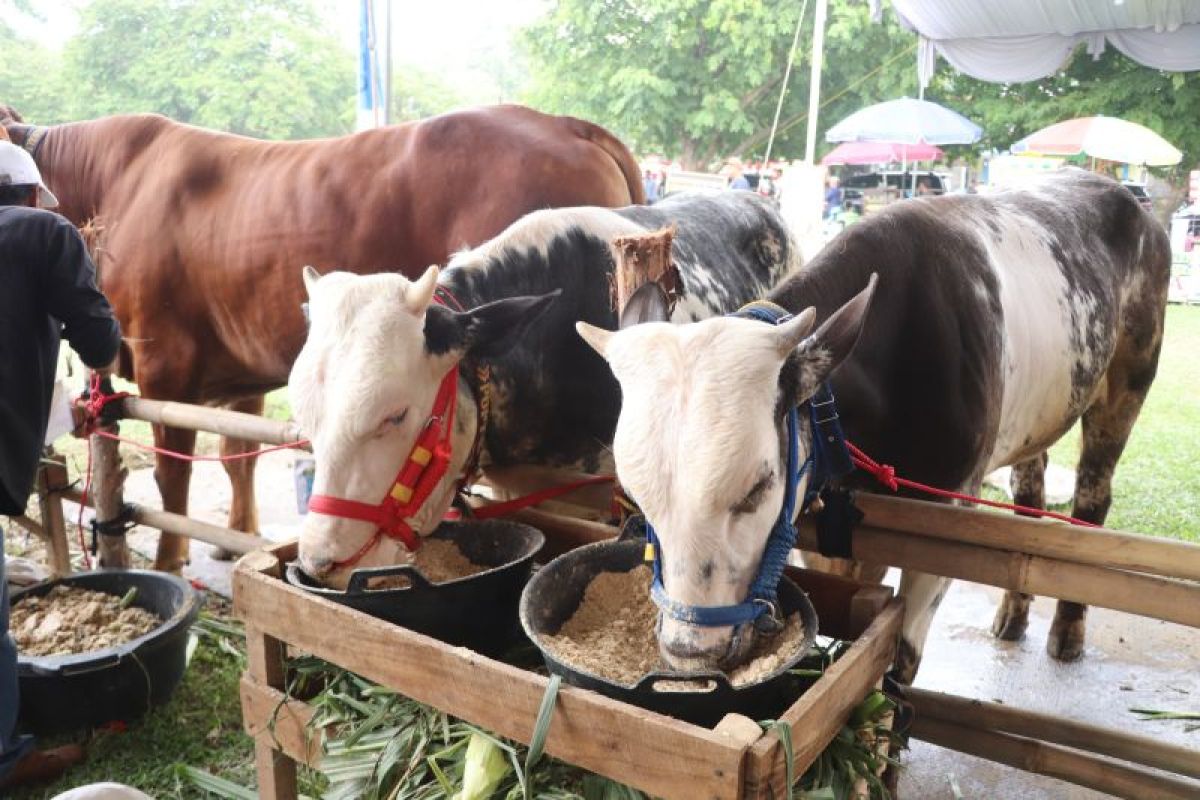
61 488 266 555
908 688 1200 781
742 599 903 798
232 566 747 800
796 524 1200 628
848 493 1200 582
912 716 1200 800
240 677 323 767
34 455 72 577
121 396 307 447
784 566 892 641
240 551 299 800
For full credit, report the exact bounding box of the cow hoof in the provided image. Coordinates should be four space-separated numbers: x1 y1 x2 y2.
890 638 921 685
991 600 1030 641
1046 619 1086 661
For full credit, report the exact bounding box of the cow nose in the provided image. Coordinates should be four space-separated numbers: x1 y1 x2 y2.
302 555 333 579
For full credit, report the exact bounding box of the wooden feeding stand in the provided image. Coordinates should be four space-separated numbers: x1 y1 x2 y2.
233 518 903 800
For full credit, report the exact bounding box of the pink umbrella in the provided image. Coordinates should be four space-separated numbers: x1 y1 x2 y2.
821 140 944 166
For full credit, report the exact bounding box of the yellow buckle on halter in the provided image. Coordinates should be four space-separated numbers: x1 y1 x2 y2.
644 541 655 562
411 446 433 466
391 484 415 503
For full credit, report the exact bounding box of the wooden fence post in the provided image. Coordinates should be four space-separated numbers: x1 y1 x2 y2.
611 225 679 313
91 421 131 569
34 451 72 576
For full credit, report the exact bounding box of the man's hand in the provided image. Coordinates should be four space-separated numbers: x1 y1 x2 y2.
93 355 119 378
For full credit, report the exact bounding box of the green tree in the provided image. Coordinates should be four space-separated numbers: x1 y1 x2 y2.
56 0 355 139
519 0 917 168
932 50 1200 171
0 18 65 123
391 63 466 121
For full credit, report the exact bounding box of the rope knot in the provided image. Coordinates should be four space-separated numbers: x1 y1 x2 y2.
877 463 898 492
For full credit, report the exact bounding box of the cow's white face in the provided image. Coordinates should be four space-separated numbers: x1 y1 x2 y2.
290 266 559 588
577 278 875 671
289 266 466 587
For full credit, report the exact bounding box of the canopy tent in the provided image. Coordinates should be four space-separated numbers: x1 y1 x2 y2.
821 140 943 166
1012 116 1183 167
882 0 1200 87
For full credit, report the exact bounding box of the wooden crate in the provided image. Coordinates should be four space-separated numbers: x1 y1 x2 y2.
234 533 901 800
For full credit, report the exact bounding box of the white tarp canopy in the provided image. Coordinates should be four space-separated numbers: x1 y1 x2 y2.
881 0 1200 86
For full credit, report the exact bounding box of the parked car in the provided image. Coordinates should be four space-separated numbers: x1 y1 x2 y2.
839 171 947 213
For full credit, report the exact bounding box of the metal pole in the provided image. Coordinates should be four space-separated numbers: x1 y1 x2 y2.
803 0 829 164
763 0 809 167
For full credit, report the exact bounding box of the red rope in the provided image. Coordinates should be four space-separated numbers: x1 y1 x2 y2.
90 429 309 462
845 441 1099 528
471 475 616 520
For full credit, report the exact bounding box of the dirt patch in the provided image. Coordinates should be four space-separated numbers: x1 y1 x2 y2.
11 585 161 657
367 539 488 588
542 566 807 688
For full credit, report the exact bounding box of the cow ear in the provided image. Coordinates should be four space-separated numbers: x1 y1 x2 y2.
575 322 613 357
425 291 562 361
619 283 671 329
780 274 877 405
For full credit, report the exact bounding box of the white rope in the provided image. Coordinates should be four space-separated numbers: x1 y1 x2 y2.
763 0 811 166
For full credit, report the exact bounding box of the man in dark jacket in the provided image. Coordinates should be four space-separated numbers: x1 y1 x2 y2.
0 140 122 790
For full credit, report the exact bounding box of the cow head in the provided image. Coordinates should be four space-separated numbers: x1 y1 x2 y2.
290 265 557 587
576 277 875 670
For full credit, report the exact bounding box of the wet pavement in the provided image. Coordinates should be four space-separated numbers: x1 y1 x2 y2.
81 457 1200 798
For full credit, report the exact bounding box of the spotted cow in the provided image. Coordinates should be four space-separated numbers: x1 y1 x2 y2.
290 191 800 585
578 169 1170 680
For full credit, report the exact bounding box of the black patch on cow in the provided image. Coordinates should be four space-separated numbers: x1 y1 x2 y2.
434 194 796 472
423 305 467 355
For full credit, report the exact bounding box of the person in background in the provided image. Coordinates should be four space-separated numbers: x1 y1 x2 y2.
642 170 659 204
729 165 752 191
916 177 936 196
0 141 122 792
824 175 843 218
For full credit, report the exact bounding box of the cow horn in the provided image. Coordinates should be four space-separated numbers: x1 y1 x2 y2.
406 264 439 314
772 306 817 356
575 322 613 357
302 265 321 297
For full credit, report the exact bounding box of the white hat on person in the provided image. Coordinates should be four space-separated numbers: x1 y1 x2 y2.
0 140 59 208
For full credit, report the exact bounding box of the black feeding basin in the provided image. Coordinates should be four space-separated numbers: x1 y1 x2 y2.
286 519 544 656
520 539 819 727
14 570 202 736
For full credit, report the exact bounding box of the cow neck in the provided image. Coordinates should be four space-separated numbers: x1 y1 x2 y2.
432 285 491 491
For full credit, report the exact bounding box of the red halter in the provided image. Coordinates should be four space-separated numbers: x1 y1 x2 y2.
307 364 460 570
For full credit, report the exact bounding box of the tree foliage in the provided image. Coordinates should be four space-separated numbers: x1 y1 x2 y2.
7 0 355 139
520 0 1199 172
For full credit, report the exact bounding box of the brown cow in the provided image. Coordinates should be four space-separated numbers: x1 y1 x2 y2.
0 104 644 571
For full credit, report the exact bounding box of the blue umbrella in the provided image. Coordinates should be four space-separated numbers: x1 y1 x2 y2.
826 97 982 146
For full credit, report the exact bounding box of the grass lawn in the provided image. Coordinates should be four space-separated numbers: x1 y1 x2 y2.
1041 303 1199 542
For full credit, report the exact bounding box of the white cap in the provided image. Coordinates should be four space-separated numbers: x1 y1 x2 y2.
0 140 59 208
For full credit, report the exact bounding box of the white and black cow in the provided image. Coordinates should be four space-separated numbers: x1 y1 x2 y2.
290 191 799 586
577 169 1170 681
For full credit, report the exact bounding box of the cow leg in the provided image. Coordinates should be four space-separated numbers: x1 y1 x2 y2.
1048 353 1157 661
212 395 265 561
153 424 197 573
892 570 952 684
991 453 1047 641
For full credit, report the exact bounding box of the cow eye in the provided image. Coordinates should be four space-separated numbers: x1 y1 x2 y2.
732 473 773 515
380 410 408 430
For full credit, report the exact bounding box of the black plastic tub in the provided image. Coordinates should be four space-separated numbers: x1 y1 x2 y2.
520 539 819 727
14 570 202 736
286 519 544 656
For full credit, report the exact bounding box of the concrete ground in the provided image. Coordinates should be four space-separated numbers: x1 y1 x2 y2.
62 455 1200 799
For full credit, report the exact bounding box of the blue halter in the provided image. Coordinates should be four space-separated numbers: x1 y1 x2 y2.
643 300 854 631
